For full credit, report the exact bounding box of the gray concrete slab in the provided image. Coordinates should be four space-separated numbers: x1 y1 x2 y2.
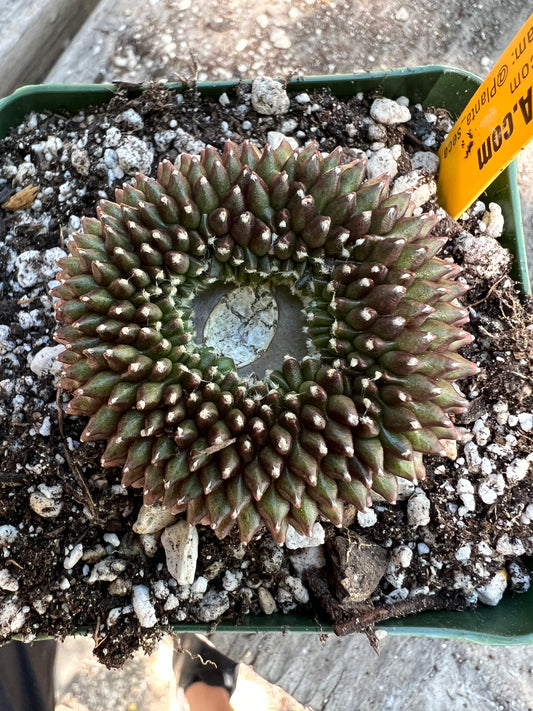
0 0 100 98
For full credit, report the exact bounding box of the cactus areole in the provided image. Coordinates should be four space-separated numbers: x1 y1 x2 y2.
52 140 478 545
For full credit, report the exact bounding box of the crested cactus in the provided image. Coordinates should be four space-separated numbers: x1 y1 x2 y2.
52 139 477 545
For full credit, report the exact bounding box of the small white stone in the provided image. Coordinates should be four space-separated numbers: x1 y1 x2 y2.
71 147 91 176
63 543 84 570
29 491 63 518
133 503 177 534
411 151 439 175
478 481 498 505
473 418 491 446
251 76 290 115
506 458 531 485
161 521 199 585
370 97 411 125
366 120 387 141
357 509 378 527
132 585 157 628
191 576 208 595
140 534 159 558
417 542 430 555
407 489 431 527
195 589 230 622
508 561 531 593
366 147 397 180
0 569 19 592
0 525 19 547
103 533 120 548
16 247 66 289
285 522 325 549
476 570 508 606
222 570 242 592
174 128 205 154
496 534 525 556
107 607 123 626
152 580 169 600
116 109 144 131
87 557 127 583
266 131 298 150
116 135 153 175
492 401 509 425
389 545 413 569
455 544 472 561
396 478 416 500
456 233 512 282
518 413 533 432
163 593 180 611
258 587 278 614
463 441 482 472
284 575 310 604
29 345 65 377
481 202 504 239
0 601 27 635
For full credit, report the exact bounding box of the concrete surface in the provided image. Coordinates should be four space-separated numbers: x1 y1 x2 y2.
2 1 533 709
0 0 100 97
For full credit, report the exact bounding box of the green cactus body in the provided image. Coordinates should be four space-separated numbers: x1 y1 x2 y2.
53 140 477 545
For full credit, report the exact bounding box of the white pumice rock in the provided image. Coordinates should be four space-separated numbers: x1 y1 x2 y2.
389 545 413 569
478 481 499 505
70 147 91 176
161 521 199 585
257 586 278 615
472 418 491 446
370 97 411 125
173 128 206 155
481 202 505 238
251 76 290 115
16 247 66 289
518 412 533 432
506 458 531 485
132 503 177 534
284 575 310 604
357 509 378 527
29 345 65 377
285 522 325 549
0 525 19 547
366 120 387 141
411 151 440 175
109 578 131 596
107 607 124 626
266 130 298 150
454 544 472 561
154 129 177 151
396 478 416 500
457 478 476 512
0 601 27 635
103 533 120 548
222 570 242 593
0 326 14 355
496 534 525 556
116 135 153 175
407 489 431 527
132 585 157 628
366 147 397 180
476 569 508 606
152 580 170 600
163 593 180 611
508 561 531 593
463 441 482 472
87 557 127 583
195 589 230 622
289 545 326 577
190 576 208 596
29 491 63 518
492 400 509 425
140 533 159 557
456 233 512 281
116 109 144 131
0 569 19 592
63 543 84 570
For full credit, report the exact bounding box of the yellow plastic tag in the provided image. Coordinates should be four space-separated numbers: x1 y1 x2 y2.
437 13 533 219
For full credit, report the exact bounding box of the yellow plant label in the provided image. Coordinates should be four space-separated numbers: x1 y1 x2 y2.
437 12 533 219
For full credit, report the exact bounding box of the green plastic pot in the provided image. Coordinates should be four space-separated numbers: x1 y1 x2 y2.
1 66 531 644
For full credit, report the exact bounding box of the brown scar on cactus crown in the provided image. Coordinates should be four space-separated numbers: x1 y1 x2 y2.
52 139 478 545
